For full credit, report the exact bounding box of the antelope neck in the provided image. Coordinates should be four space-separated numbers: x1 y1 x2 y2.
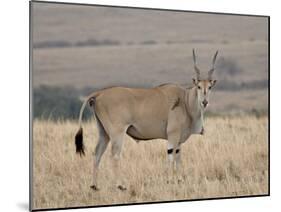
185 86 203 121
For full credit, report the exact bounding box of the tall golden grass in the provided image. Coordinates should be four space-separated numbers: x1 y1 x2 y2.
32 116 268 209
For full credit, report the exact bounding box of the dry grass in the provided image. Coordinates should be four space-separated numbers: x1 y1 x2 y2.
32 116 268 210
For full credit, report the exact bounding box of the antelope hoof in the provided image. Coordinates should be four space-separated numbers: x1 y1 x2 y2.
90 185 99 191
200 127 204 135
117 185 127 191
178 179 183 184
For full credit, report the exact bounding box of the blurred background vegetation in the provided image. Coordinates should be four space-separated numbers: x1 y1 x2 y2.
32 3 268 121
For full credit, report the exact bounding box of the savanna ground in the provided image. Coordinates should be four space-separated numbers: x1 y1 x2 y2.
32 115 268 210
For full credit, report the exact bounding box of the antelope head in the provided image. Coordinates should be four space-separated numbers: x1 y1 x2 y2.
192 49 218 110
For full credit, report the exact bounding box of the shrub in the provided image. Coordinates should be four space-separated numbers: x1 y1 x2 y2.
216 57 243 77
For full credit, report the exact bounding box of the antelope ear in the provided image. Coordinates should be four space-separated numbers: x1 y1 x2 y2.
192 78 198 85
211 79 217 87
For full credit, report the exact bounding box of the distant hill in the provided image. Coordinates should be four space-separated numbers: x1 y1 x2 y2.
31 2 269 115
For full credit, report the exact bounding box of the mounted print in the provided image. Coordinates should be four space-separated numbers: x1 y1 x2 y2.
30 1 269 211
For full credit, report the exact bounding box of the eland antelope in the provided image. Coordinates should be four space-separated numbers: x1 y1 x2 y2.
75 49 218 190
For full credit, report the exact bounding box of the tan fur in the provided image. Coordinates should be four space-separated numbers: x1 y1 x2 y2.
95 85 196 141
75 50 219 189
77 84 204 189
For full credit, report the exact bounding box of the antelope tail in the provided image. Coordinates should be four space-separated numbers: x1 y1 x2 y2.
75 93 97 156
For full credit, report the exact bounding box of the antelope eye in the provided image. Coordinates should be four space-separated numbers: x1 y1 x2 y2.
197 86 201 89
209 86 212 90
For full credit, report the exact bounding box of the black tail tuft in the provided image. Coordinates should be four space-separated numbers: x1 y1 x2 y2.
75 127 85 156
